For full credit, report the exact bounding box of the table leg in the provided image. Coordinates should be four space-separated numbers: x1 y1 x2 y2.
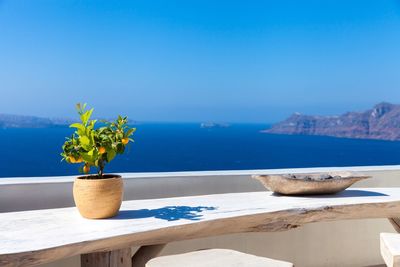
81 247 132 267
131 244 166 267
389 218 400 233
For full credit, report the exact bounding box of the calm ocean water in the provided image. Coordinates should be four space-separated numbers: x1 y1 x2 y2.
1 123 400 178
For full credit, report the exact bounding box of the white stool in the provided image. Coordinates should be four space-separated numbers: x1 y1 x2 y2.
146 248 294 267
381 233 400 267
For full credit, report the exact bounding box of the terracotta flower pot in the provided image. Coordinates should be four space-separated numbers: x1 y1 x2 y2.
73 174 123 219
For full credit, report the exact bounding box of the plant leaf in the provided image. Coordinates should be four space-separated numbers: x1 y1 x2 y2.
107 149 116 162
69 123 85 131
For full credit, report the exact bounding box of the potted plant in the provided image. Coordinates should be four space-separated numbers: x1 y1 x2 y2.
61 103 135 219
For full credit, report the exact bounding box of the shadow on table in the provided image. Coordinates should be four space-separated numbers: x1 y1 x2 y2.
272 189 388 198
112 206 216 221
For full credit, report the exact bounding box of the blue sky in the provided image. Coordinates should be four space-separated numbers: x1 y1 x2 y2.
1 0 400 123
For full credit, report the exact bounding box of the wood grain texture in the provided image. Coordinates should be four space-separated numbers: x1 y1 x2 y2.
81 248 131 267
381 233 400 267
2 188 400 267
131 244 166 267
389 218 400 233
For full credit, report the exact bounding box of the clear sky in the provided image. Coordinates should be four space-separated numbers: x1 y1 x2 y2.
1 0 400 123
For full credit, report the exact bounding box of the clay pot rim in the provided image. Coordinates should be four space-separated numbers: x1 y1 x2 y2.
76 174 122 180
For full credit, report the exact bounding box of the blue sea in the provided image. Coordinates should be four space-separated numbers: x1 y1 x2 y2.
1 123 400 178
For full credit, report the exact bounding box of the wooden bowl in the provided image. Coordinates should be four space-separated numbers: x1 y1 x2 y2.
252 171 370 195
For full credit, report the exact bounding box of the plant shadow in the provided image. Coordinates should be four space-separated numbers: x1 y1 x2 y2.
112 206 216 221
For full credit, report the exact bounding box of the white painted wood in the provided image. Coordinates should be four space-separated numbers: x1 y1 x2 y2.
381 233 400 267
2 188 400 267
146 249 293 267
1 165 399 185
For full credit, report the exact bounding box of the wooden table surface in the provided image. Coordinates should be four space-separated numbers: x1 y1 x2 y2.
2 188 400 267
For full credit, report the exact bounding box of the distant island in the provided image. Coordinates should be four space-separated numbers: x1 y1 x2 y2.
200 122 230 129
264 102 400 141
0 114 73 128
0 114 137 129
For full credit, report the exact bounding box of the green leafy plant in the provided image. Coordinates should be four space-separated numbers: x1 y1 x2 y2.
61 103 135 178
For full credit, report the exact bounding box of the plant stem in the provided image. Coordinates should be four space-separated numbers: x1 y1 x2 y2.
98 160 104 178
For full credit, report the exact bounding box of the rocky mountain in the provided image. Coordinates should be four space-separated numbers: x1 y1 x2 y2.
0 114 72 128
265 102 400 141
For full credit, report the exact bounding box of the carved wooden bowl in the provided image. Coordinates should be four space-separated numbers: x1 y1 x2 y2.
252 171 370 195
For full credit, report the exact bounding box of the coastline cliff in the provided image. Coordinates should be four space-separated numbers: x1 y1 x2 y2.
265 102 400 141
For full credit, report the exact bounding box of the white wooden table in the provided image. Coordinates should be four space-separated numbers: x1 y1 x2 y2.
2 188 400 267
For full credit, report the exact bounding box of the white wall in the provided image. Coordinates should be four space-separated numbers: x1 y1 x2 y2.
2 166 400 267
